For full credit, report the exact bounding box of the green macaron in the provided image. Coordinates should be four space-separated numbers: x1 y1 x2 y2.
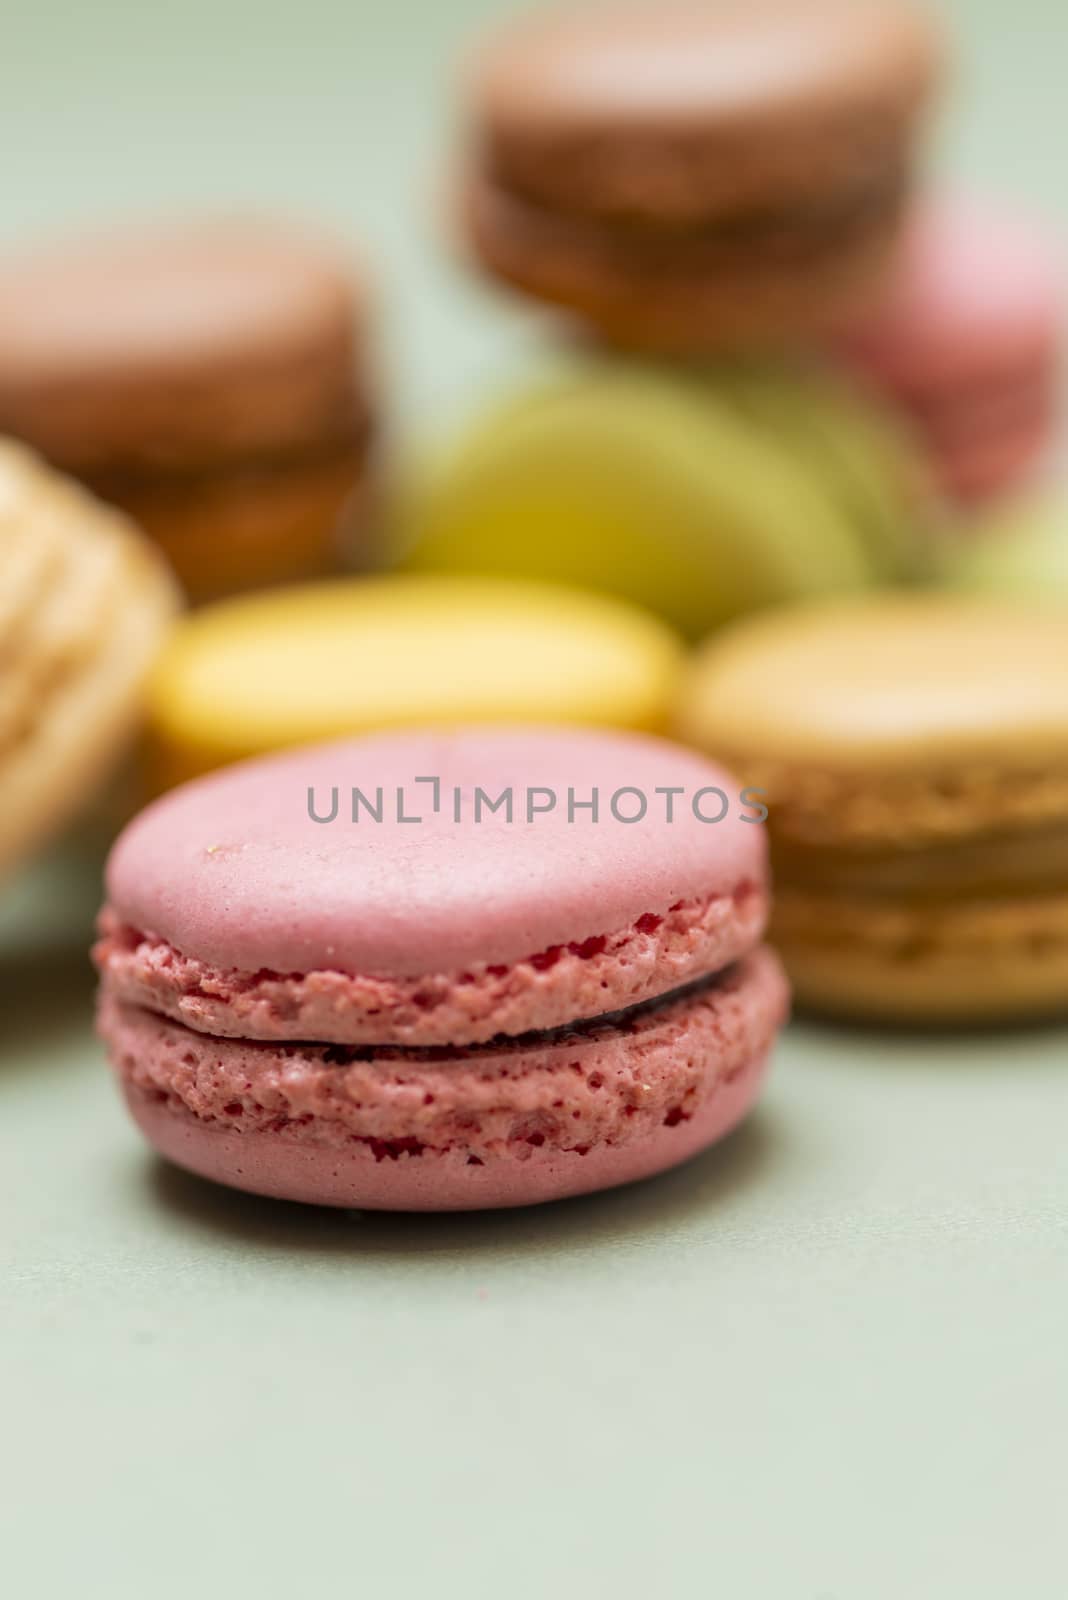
712 361 937 585
943 496 1068 600
396 361 933 639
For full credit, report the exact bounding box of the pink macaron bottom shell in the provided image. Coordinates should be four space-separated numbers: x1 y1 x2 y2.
94 884 767 1049
903 367 1056 507
125 1054 770 1210
844 355 1057 510
938 424 1052 507
102 947 787 1210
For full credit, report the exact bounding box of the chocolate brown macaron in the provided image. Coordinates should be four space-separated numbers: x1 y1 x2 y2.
0 220 375 602
461 0 944 352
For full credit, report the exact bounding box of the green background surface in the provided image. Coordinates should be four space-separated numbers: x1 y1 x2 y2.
2 3 1066 1595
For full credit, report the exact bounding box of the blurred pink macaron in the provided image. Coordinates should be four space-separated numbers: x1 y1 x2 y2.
834 196 1063 508
95 727 787 1211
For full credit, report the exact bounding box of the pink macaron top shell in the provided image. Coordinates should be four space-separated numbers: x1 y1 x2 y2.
95 883 767 1047
104 728 767 982
837 196 1064 393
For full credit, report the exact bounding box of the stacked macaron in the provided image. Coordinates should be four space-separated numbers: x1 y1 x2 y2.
461 0 942 352
0 442 177 881
679 595 1068 1024
399 0 947 636
0 219 375 603
95 727 789 1209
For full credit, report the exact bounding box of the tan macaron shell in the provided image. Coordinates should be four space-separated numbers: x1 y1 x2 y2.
773 888 1068 1023
681 596 1068 762
0 219 369 472
471 0 942 222
679 595 1068 1021
98 444 372 605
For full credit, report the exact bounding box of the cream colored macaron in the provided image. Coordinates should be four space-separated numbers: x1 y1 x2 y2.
145 573 685 789
678 593 1068 1023
0 441 179 879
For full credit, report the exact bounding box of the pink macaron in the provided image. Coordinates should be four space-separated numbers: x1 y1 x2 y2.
94 727 787 1210
834 196 1063 508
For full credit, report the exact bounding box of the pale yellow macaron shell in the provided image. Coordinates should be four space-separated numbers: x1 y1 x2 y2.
147 574 684 787
679 593 1068 776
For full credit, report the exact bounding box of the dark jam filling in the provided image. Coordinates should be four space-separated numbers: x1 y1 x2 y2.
484 163 907 262
312 967 731 1067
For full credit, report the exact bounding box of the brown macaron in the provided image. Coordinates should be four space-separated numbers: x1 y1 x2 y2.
0 219 376 601
460 0 944 352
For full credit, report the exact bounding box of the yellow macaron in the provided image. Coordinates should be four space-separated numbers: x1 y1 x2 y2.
678 593 1068 1024
146 573 685 789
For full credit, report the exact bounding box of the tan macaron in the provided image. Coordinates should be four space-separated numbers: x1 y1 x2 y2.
678 594 1068 1023
460 0 943 351
0 442 178 880
0 219 375 602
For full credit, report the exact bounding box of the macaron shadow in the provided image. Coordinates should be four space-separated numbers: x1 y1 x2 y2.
140 1109 784 1261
